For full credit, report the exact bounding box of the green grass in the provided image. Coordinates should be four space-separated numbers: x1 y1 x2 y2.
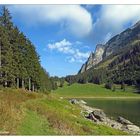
53 83 140 98
0 88 127 135
18 110 55 135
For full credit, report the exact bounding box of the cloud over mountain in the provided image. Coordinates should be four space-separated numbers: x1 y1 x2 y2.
92 5 140 44
48 39 90 63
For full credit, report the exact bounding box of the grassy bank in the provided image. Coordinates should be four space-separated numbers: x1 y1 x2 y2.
53 83 140 98
0 88 127 135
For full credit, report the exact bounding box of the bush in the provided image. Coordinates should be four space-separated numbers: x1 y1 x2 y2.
105 82 113 90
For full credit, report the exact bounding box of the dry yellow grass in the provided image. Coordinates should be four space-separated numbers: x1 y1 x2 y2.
0 88 127 135
0 88 42 134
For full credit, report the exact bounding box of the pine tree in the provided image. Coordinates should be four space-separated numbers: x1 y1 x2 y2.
0 7 53 92
0 6 13 29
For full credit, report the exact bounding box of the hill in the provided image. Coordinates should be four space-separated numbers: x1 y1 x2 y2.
0 88 126 135
53 83 140 98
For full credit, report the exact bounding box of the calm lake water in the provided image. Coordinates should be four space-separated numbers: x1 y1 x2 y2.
84 99 140 126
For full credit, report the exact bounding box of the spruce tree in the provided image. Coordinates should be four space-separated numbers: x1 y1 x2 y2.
0 6 53 92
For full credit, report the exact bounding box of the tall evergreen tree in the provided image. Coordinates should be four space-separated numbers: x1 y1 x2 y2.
0 6 53 92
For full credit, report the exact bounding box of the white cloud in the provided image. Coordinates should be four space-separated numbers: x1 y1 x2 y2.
74 49 89 59
93 5 140 44
101 5 140 27
9 5 93 38
48 39 90 63
48 39 74 54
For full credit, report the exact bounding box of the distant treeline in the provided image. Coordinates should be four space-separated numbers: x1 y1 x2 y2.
0 6 54 93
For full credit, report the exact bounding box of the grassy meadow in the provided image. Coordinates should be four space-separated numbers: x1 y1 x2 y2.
53 83 140 98
0 88 127 135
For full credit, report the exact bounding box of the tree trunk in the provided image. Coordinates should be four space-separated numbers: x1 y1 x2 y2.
4 81 7 87
32 83 34 92
17 78 19 88
22 79 25 89
29 78 31 91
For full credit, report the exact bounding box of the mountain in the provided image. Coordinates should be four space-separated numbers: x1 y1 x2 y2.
78 44 104 73
66 20 140 86
79 20 140 74
103 20 140 58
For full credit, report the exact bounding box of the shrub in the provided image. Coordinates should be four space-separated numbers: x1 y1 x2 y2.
105 82 113 90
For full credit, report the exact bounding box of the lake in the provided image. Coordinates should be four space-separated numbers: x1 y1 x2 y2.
84 99 140 126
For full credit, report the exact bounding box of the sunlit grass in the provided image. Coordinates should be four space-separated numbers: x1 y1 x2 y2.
53 83 140 98
0 88 127 135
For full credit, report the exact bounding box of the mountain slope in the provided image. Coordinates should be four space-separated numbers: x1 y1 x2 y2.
66 20 140 87
103 21 140 58
79 44 104 73
79 20 140 74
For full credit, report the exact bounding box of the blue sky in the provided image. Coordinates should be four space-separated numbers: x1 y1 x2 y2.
5 5 140 77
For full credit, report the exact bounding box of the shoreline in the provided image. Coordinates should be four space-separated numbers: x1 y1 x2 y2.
64 96 140 100
69 99 140 135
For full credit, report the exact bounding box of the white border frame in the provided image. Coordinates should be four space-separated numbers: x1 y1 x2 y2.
0 0 140 4
0 0 140 140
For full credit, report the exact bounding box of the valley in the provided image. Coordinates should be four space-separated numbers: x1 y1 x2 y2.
54 83 140 98
1 5 140 136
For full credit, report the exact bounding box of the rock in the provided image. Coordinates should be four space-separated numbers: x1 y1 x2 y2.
117 116 133 125
92 110 106 121
78 44 104 74
69 99 78 104
79 100 87 105
110 122 122 129
126 125 140 132
86 112 98 122
80 104 95 113
80 102 140 135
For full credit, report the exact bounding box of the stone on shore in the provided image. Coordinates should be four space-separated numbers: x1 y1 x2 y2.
69 99 78 104
69 99 140 135
92 110 106 121
117 116 133 125
79 100 87 104
126 125 140 132
86 112 98 122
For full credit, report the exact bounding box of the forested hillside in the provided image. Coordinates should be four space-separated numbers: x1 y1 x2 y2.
65 21 140 90
0 6 52 92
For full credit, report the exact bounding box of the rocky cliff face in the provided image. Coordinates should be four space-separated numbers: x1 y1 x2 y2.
79 20 140 74
103 20 140 58
93 44 105 65
78 44 104 73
